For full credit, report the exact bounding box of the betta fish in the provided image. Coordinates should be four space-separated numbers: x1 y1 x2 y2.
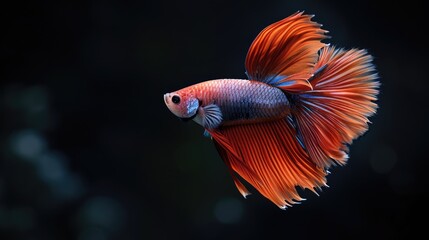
163 11 379 209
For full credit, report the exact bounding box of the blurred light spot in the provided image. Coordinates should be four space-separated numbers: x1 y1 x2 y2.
22 86 49 113
35 151 85 200
51 173 85 201
214 197 243 224
37 151 67 182
370 144 397 174
78 197 125 232
10 129 46 159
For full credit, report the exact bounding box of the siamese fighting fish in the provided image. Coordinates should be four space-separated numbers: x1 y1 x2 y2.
163 11 379 209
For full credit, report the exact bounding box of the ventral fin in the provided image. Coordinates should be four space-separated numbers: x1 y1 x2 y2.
203 129 212 138
207 119 328 209
245 11 327 90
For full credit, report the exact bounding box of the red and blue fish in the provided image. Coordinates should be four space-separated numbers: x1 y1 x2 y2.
163 11 379 209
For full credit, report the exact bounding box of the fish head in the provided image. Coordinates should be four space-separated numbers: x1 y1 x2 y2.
163 90 199 119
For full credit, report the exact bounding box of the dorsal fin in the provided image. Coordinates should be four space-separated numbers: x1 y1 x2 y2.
245 11 328 93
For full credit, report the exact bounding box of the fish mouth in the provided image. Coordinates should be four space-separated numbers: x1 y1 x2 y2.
163 93 170 105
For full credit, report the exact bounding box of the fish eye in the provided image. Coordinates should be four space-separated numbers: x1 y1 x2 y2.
172 95 181 104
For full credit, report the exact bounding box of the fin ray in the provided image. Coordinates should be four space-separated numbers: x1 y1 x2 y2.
293 46 380 167
245 11 327 93
208 119 327 208
198 104 223 129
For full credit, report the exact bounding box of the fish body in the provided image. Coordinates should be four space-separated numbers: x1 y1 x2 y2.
163 11 379 209
164 79 290 128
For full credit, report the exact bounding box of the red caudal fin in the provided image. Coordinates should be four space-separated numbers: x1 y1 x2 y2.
207 119 328 209
245 11 328 92
292 46 380 167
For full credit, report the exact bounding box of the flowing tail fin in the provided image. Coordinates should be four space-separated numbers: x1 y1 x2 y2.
292 46 380 167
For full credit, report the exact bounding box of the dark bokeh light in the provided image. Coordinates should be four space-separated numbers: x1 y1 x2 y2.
1 1 427 239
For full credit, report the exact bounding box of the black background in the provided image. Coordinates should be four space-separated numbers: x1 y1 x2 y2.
1 1 427 239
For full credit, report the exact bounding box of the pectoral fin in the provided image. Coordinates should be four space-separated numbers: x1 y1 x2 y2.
195 104 223 129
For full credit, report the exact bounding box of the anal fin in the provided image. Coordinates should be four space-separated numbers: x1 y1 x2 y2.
207 119 327 209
